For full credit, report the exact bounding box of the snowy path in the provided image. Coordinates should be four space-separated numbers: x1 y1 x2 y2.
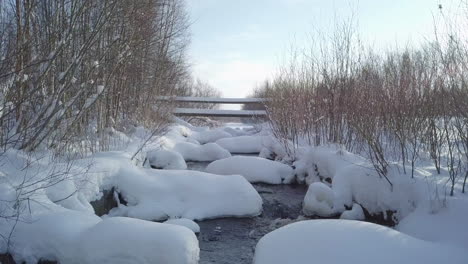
188 158 308 264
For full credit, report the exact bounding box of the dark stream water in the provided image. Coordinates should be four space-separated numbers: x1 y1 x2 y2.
187 158 308 264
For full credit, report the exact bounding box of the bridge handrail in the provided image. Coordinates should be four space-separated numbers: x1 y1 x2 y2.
157 96 269 104
173 108 267 117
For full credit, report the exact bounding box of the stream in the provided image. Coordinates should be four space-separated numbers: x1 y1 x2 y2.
187 159 308 264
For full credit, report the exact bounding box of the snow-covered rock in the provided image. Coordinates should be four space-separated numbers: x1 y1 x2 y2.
189 129 232 144
173 142 231 162
253 220 466 264
302 182 336 217
78 217 199 264
206 156 294 184
146 149 187 170
215 136 268 153
164 218 200 233
109 166 263 221
340 203 365 220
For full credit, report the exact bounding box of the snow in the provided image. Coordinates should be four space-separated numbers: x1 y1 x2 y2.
146 149 187 170
298 146 422 221
3 120 468 263
5 212 199 264
293 146 365 185
78 217 199 264
332 164 421 220
189 129 232 144
5 210 101 264
164 218 200 233
108 165 263 221
340 203 365 220
173 142 231 162
397 196 468 249
215 136 270 153
206 156 294 184
222 126 249 137
253 220 466 264
302 182 336 217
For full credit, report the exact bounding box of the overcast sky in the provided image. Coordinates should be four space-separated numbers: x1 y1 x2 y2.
186 0 464 103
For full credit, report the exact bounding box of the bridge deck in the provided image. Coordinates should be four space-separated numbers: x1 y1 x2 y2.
173 108 267 118
158 96 267 104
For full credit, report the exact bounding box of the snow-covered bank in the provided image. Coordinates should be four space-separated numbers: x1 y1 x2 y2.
253 220 466 264
206 156 294 184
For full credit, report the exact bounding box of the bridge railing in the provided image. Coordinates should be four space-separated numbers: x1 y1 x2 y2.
157 96 268 118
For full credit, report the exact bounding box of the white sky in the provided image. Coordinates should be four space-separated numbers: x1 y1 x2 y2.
186 0 465 103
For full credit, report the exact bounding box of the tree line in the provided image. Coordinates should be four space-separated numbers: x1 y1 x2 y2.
254 19 468 196
0 0 211 154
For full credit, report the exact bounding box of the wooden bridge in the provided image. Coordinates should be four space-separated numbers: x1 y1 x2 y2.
157 96 268 118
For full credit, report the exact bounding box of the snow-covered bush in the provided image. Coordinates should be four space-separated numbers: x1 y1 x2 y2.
298 146 422 222
293 146 364 185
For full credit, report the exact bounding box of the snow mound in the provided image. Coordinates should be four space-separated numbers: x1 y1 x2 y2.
253 220 466 264
340 203 365 220
302 182 336 217
164 218 200 233
173 142 231 161
5 210 101 264
206 156 294 184
215 136 269 153
78 217 199 264
190 129 232 144
147 149 187 170
109 166 263 220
